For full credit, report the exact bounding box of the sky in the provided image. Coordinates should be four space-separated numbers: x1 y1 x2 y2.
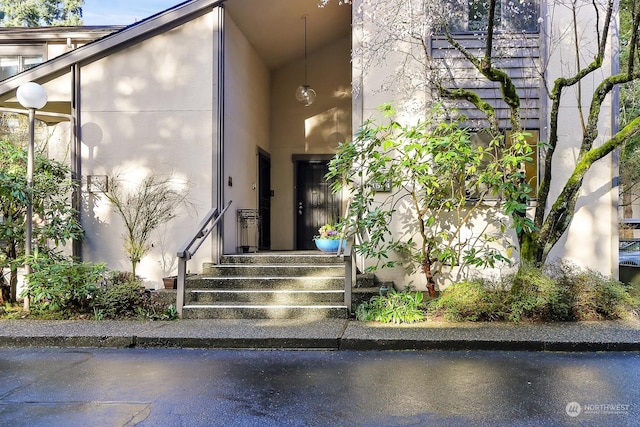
82 0 180 26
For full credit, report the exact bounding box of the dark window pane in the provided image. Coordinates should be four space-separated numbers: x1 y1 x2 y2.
468 0 501 32
503 0 539 32
0 56 18 80
446 0 539 33
22 56 43 70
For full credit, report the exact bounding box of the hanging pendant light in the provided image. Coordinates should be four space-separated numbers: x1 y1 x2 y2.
295 15 316 106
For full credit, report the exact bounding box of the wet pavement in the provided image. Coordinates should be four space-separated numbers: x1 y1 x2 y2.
0 347 638 426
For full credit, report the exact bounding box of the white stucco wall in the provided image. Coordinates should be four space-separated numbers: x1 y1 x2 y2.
80 14 216 286
542 0 618 274
223 15 271 254
270 34 352 250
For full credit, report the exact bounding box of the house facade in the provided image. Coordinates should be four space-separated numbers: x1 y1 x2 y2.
0 0 619 290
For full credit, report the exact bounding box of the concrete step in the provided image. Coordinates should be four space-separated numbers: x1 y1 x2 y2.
202 264 345 277
181 304 349 320
186 289 345 304
216 252 344 265
185 275 344 290
182 251 350 320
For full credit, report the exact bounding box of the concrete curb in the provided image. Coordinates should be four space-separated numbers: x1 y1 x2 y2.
0 318 639 352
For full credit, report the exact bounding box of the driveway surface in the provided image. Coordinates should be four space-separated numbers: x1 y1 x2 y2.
0 348 638 426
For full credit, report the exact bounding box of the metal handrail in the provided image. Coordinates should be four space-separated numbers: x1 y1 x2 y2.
175 200 232 318
342 237 355 316
337 197 367 270
336 198 351 258
336 197 367 316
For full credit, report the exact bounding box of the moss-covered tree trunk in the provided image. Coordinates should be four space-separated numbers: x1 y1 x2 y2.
439 0 640 269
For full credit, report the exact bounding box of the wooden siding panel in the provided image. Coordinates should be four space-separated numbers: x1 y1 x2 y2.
431 33 541 130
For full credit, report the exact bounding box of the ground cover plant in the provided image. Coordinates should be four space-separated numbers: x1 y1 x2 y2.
432 263 637 322
357 261 638 324
4 260 177 321
356 289 426 324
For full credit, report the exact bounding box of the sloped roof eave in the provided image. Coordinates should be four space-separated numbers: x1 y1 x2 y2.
0 0 226 99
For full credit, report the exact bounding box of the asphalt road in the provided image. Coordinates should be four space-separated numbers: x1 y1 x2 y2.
0 348 638 426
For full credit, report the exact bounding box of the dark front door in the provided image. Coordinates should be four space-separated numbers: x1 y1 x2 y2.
295 160 340 250
258 150 271 250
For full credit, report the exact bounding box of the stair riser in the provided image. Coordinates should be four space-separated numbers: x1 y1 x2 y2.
186 277 345 290
186 291 344 305
202 265 345 277
181 306 348 320
184 252 351 319
215 254 345 265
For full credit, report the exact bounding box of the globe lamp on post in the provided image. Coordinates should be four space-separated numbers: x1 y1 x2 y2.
16 82 47 311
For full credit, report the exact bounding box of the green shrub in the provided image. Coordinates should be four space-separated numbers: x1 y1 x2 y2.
356 289 425 324
24 257 106 313
24 263 177 321
398 262 635 324
92 271 177 320
541 261 633 320
92 278 146 319
565 269 632 320
590 277 633 319
429 280 502 321
93 271 178 320
505 264 574 322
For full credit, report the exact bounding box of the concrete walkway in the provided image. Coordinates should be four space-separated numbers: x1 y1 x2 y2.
1 317 640 351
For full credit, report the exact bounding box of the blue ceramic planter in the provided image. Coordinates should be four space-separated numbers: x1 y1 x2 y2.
314 239 345 252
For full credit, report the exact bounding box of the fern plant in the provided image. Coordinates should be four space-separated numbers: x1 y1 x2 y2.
356 289 425 324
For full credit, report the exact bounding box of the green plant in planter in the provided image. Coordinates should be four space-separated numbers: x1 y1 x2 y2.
314 223 341 240
313 223 345 252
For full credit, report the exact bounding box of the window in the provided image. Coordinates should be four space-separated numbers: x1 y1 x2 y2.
0 57 18 80
22 56 42 71
0 55 43 80
447 0 539 33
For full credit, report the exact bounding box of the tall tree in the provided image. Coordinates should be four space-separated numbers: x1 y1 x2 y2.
325 0 640 267
0 138 83 304
619 0 640 237
0 0 83 26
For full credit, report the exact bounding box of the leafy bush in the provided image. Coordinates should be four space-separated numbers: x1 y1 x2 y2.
356 289 425 324
23 262 177 320
429 280 503 321
92 278 146 319
24 257 106 313
506 264 574 322
93 271 178 320
425 261 635 323
550 262 633 320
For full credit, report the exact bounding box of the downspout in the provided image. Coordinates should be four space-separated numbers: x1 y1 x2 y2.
611 0 621 277
71 63 82 260
213 5 226 263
